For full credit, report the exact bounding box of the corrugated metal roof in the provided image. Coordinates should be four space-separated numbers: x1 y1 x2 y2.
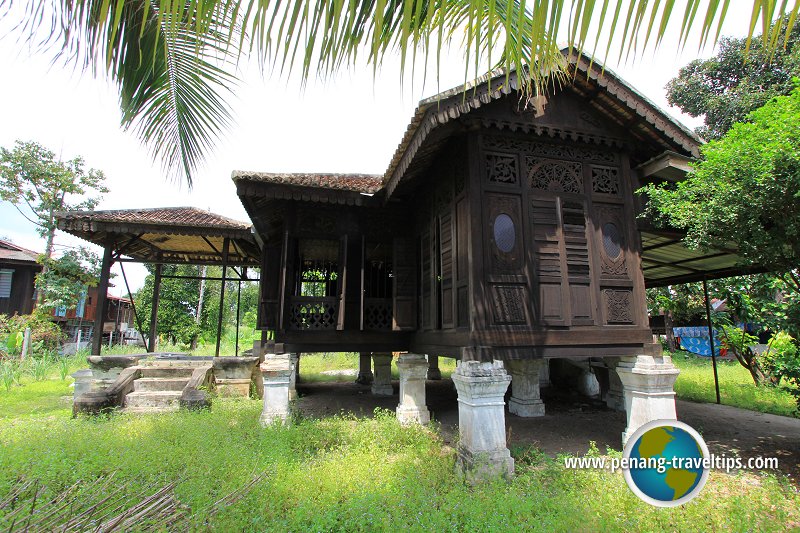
0 240 40 263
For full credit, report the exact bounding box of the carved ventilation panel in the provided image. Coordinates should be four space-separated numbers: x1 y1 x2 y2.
364 299 392 330
289 299 337 330
491 285 528 325
591 166 621 195
603 289 634 324
482 135 617 165
527 158 584 194
485 153 518 185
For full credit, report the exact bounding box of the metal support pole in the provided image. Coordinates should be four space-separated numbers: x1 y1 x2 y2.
120 262 148 352
215 238 230 357
703 277 722 404
148 263 163 353
91 244 113 356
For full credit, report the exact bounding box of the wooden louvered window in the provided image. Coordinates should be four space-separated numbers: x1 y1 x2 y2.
530 197 594 325
0 270 12 298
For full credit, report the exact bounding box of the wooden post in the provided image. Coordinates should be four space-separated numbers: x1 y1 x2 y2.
235 267 245 357
215 238 230 357
92 244 113 356
148 263 163 353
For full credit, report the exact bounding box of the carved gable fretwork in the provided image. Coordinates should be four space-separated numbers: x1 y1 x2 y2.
485 152 519 186
527 158 584 194
591 166 621 196
482 135 617 165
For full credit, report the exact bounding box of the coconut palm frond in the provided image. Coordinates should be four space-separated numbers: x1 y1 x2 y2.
44 0 239 188
3 0 799 188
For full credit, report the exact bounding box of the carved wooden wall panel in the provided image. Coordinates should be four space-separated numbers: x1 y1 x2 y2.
490 284 529 325
603 289 634 324
485 194 524 275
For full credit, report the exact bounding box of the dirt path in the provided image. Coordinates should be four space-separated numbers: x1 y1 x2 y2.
296 378 800 481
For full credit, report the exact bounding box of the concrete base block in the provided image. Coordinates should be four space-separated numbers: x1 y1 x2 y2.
452 360 514 482
456 448 515 484
508 398 545 417
260 354 292 426
617 354 680 445
371 354 393 396
506 359 546 418
396 353 430 425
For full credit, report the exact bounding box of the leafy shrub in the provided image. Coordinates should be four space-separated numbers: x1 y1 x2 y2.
761 332 800 411
0 313 65 356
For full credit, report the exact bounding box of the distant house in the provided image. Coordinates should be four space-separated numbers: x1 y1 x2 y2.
0 239 41 316
51 286 135 345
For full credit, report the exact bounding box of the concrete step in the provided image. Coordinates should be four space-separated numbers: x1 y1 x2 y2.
125 390 182 410
140 359 211 368
139 367 196 378
133 377 189 392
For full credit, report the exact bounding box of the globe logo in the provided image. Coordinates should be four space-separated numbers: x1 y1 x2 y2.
622 420 710 507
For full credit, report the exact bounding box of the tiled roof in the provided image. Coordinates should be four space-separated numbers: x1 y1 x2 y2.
0 240 40 263
231 172 383 194
58 207 251 230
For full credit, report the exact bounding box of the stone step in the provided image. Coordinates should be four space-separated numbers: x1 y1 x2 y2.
125 390 182 410
140 359 211 368
133 377 189 392
139 366 196 378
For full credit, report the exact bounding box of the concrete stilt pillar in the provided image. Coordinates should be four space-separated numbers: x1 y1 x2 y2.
452 360 514 482
506 359 546 417
355 352 374 385
288 353 299 400
371 353 393 396
616 355 680 445
260 354 292 426
604 358 625 412
427 354 442 380
396 354 430 424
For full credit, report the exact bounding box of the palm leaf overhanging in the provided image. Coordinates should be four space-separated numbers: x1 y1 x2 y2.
2 0 798 187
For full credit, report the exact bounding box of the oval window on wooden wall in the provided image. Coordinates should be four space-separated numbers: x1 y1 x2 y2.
493 213 516 253
602 222 622 259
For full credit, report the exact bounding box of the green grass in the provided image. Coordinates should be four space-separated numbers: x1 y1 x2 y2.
0 354 797 530
0 398 798 530
672 352 799 418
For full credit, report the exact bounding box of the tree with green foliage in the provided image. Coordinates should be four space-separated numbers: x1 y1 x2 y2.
136 265 203 347
4 1 796 186
667 20 800 140
0 141 108 266
35 247 102 312
643 86 800 296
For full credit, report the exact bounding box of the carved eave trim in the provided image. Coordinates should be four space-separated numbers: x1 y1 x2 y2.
568 55 703 158
384 73 520 198
464 117 631 150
